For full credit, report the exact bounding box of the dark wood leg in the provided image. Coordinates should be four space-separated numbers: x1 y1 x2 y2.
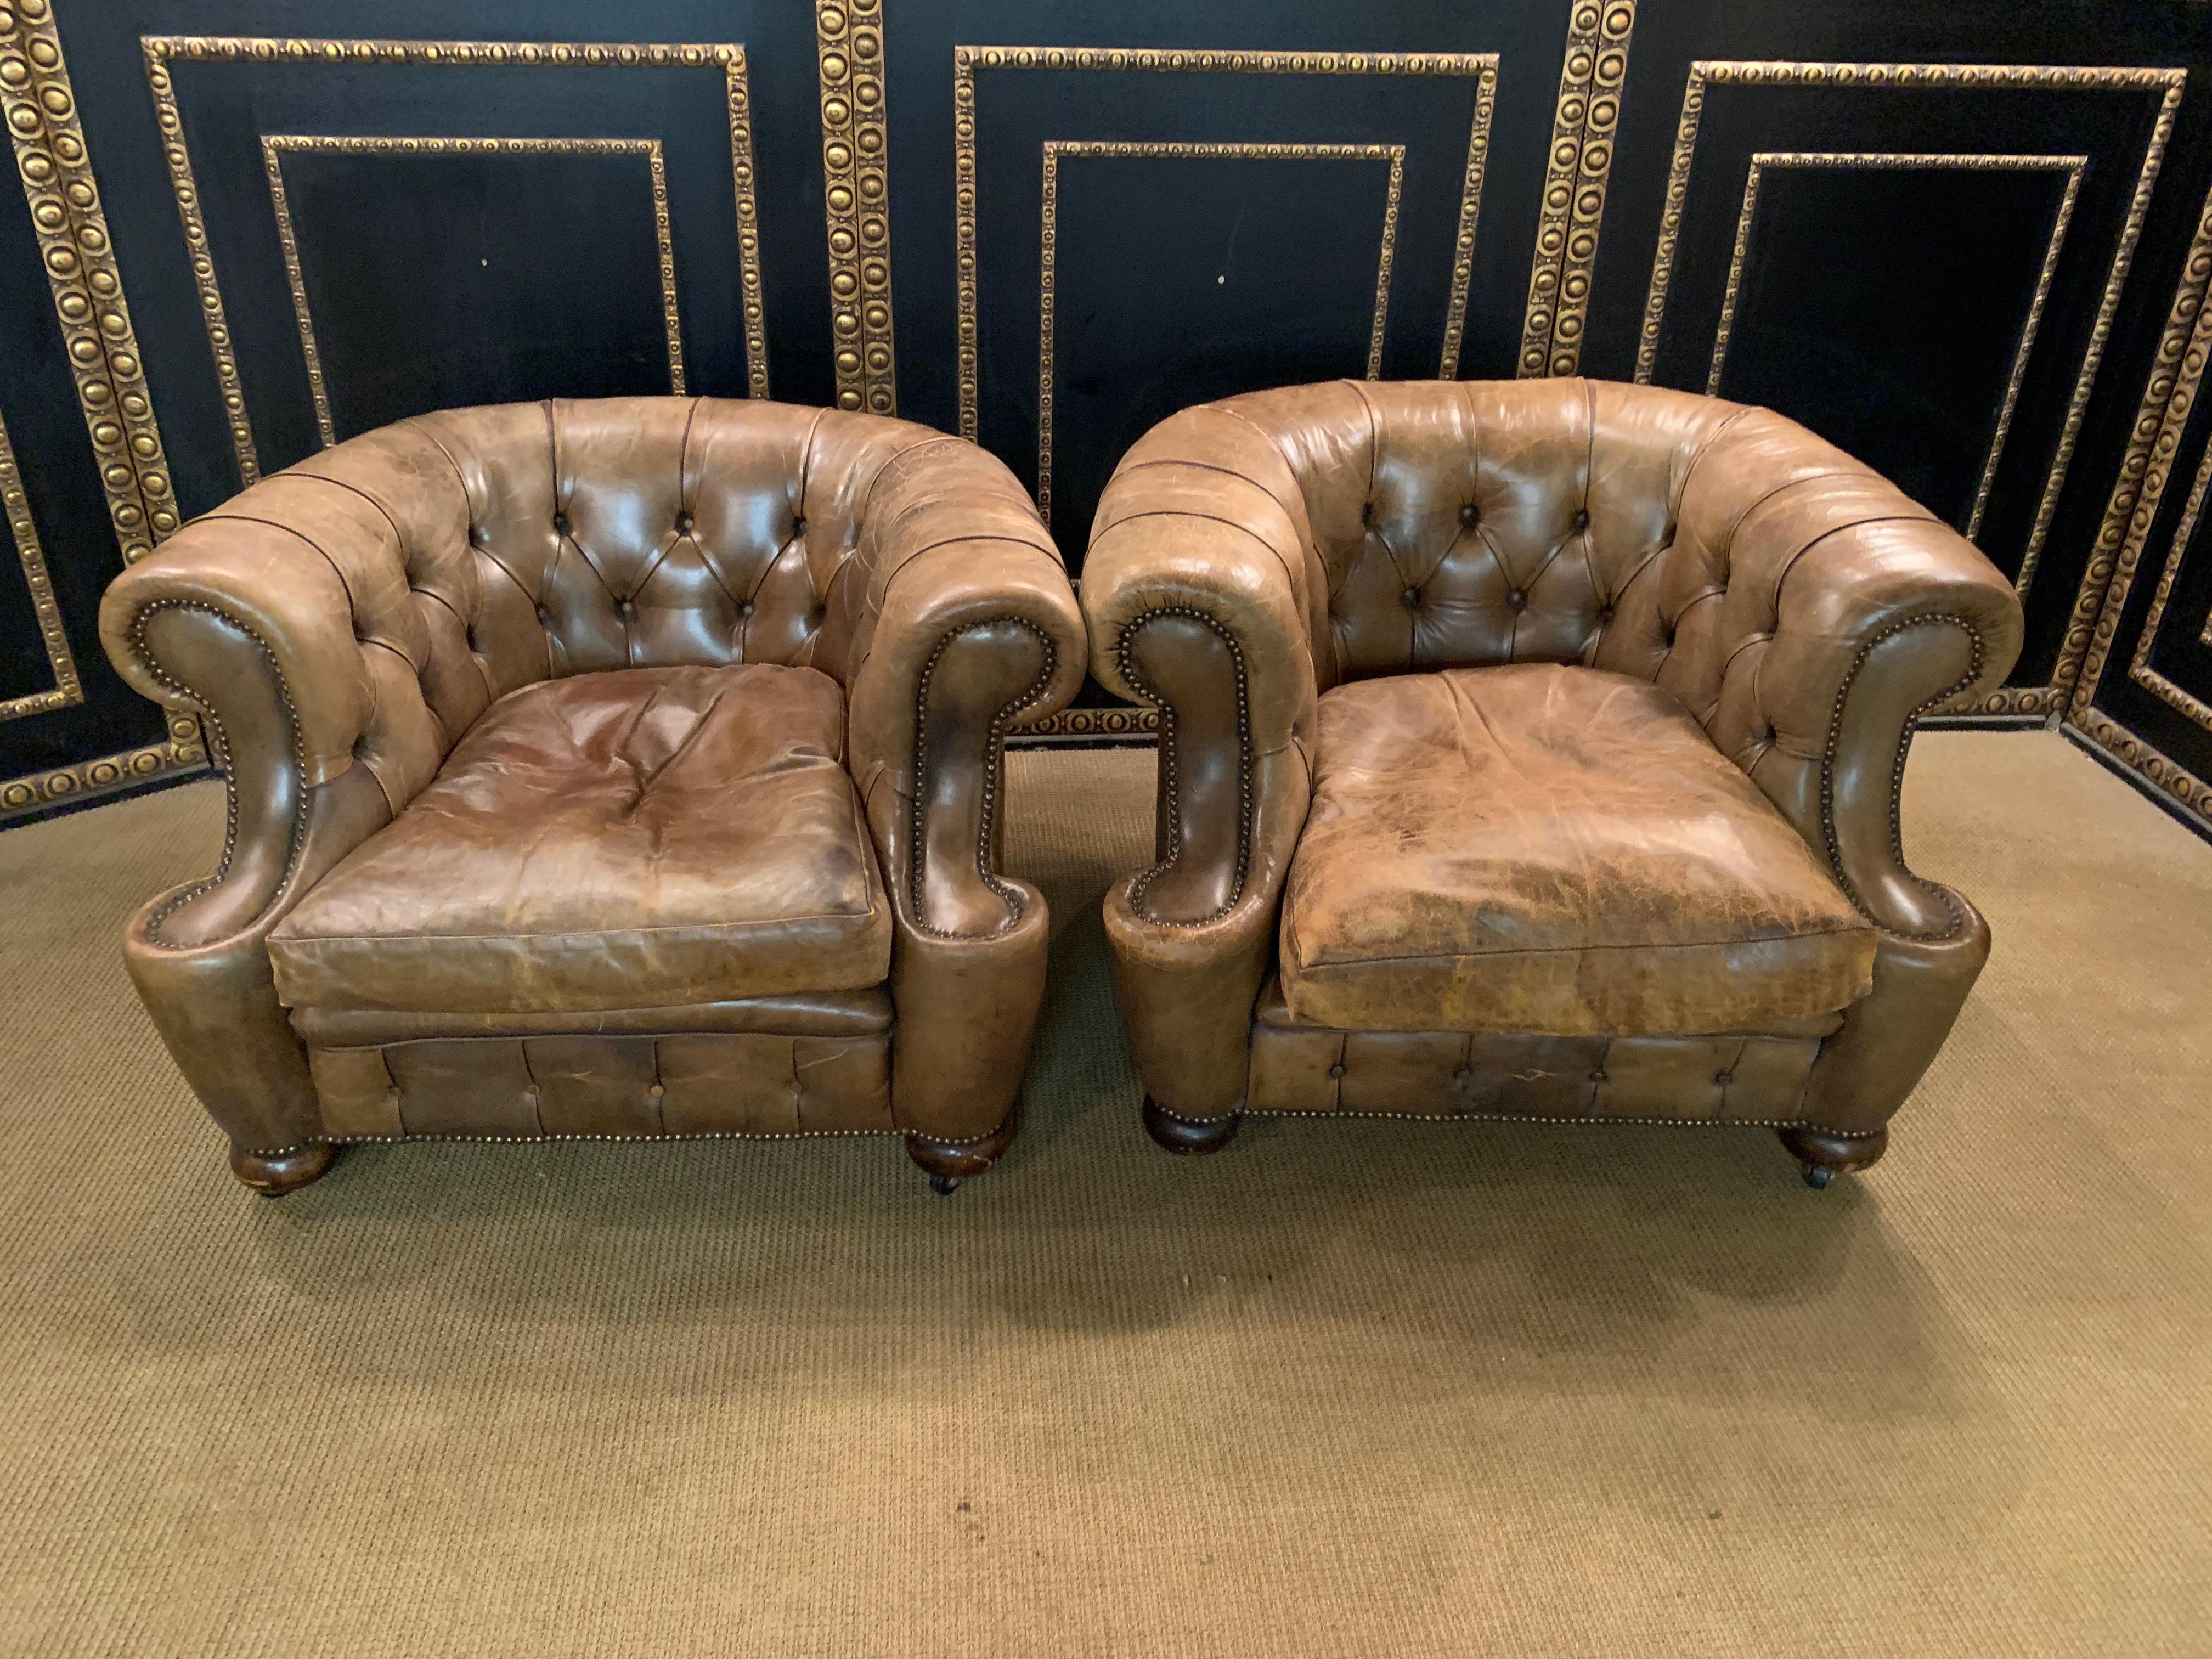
230 1141 337 1196
1779 1125 1888 1189
904 1099 1020 1194
1143 1095 1240 1155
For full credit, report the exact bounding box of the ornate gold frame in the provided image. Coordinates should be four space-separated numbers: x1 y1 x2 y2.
815 0 895 415
1706 151 2084 544
953 44 1497 442
262 136 687 449
1519 0 1637 377
1035 140 1404 524
0 405 83 721
2120 432 2212 732
1634 61 2184 632
142 35 768 487
2 1 203 816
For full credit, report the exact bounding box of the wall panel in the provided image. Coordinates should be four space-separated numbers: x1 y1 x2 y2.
9 1 2212 821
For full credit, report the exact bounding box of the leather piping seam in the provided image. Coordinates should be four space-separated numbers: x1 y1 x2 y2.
244 1130 901 1154
909 614 1058 935
246 1111 1015 1155
1818 612 1983 939
1243 1107 1881 1135
127 599 309 947
1115 605 1254 924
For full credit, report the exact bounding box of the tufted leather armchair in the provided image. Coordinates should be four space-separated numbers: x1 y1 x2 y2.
99 398 1084 1195
1082 379 2024 1185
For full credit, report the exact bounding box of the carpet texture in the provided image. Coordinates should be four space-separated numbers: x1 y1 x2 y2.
0 732 2205 1657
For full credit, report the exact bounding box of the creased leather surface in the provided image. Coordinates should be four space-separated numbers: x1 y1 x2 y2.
270 663 889 1014
1280 664 1874 1035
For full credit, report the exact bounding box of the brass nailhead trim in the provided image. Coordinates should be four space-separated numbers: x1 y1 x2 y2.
1114 606 1254 924
1816 612 1984 940
908 616 1058 933
126 600 309 945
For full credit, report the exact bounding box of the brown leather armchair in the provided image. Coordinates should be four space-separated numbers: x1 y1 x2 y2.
1082 379 2024 1186
99 398 1084 1195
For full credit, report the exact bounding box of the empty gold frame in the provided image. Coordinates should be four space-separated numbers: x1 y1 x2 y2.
955 44 1497 442
1036 140 1404 524
143 36 767 486
0 406 83 723
1705 151 2084 544
262 136 686 449
2121 431 2212 733
1635 61 2185 607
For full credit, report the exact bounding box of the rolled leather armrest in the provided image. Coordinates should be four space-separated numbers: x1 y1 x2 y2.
1080 408 1325 1116
98 524 408 1154
97 472 467 952
842 436 1086 937
839 438 1085 1141
1697 459 2024 941
97 459 484 1152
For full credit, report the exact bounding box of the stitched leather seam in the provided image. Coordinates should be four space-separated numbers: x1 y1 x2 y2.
1291 923 1870 970
127 600 309 948
277 907 882 944
909 615 1058 935
1116 606 1254 925
1818 612 1983 939
1763 511 1936 618
201 509 365 615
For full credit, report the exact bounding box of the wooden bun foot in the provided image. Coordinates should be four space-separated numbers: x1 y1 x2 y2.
905 1099 1020 1189
1143 1096 1240 1155
230 1141 337 1196
1779 1125 1888 1189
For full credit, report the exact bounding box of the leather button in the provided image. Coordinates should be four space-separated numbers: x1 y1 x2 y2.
1573 509 1590 533
552 513 571 534
534 607 550 625
1714 1070 1735 1086
1460 503 1478 527
675 514 694 534
524 1084 541 1098
791 516 808 535
1328 1063 1347 1080
1401 586 1421 610
619 600 637 619
740 600 755 619
1588 1068 1608 1084
1452 1065 1471 1082
1595 605 1614 623
1361 502 1375 527
469 526 487 545
1506 589 1527 611
647 1084 665 1099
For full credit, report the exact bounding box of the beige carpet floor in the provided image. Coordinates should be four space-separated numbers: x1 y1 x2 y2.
0 731 2207 1657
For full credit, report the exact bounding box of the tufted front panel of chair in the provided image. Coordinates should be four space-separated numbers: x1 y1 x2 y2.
109 398 964 819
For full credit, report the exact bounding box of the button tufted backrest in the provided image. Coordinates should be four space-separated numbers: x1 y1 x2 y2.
187 397 950 815
1202 378 1917 741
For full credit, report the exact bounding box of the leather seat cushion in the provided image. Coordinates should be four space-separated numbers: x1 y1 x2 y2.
269 664 891 1014
1278 663 1876 1036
